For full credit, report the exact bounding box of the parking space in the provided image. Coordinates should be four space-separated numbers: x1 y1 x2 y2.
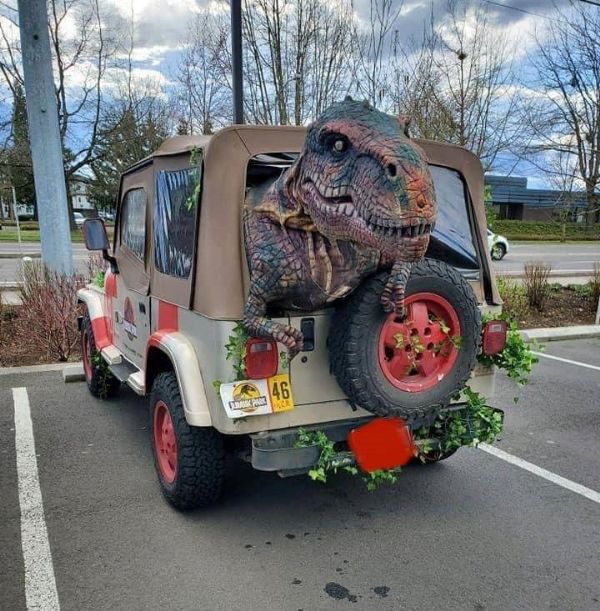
1 346 600 611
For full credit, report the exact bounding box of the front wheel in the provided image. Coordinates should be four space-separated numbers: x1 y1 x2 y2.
81 312 120 399
491 243 506 260
150 371 225 510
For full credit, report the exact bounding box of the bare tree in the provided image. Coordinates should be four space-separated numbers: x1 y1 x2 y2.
0 0 123 226
175 10 230 134
352 0 402 110
523 0 600 225
391 1 518 171
240 0 354 125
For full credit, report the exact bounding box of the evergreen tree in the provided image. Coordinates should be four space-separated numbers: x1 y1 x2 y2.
7 83 36 217
90 100 170 213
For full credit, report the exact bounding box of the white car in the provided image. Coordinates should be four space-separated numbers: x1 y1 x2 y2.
487 229 509 260
74 212 86 228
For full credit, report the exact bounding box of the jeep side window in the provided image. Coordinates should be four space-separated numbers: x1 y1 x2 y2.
154 168 199 279
121 188 146 260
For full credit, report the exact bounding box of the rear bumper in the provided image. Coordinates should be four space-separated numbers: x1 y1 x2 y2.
247 405 504 476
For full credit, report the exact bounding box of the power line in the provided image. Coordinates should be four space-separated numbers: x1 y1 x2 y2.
479 0 555 21
580 0 600 7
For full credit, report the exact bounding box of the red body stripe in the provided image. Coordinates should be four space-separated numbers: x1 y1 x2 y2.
91 316 111 350
104 271 117 298
158 301 179 331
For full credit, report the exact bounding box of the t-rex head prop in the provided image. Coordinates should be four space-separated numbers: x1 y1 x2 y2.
287 99 437 260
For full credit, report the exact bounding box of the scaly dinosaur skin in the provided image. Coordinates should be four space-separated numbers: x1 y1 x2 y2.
243 100 437 356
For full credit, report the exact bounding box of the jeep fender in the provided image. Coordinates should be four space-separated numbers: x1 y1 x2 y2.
77 287 111 349
146 332 212 427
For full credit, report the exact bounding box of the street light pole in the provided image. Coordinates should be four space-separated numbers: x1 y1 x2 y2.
17 0 73 274
231 0 244 124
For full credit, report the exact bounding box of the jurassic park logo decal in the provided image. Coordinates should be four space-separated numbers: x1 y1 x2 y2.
230 382 268 414
123 297 138 341
219 375 295 419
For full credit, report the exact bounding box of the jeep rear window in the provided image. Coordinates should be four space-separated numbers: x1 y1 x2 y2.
154 168 199 278
121 188 146 260
427 166 479 270
246 154 480 271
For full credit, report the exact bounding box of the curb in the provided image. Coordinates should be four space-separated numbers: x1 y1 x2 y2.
0 253 40 259
0 361 82 376
63 363 85 383
501 270 592 279
520 325 600 342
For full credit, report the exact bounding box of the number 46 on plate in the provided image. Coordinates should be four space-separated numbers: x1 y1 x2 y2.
268 374 294 412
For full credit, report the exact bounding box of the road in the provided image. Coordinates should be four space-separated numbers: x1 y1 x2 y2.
1 242 599 285
495 242 600 275
0 243 89 283
1 338 599 610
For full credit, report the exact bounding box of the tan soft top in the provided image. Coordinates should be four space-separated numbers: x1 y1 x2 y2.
116 126 499 318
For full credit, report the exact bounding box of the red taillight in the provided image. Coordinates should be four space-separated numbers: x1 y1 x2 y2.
482 320 508 355
244 338 278 379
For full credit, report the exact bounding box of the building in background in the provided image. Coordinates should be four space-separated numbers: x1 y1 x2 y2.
485 175 588 222
0 173 94 219
70 175 94 214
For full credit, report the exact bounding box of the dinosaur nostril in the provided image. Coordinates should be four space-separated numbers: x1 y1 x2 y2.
387 163 397 178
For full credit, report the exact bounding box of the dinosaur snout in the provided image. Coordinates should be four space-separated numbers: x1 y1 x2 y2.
403 174 436 217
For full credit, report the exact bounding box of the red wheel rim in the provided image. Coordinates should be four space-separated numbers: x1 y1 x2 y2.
82 330 92 382
378 292 461 393
153 401 177 484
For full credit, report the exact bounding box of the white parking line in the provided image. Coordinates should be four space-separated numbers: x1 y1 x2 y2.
479 443 600 505
531 351 600 372
12 387 60 611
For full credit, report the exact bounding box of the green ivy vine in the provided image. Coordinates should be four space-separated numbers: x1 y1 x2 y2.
295 313 539 483
478 313 540 391
212 323 250 395
295 428 401 491
185 147 203 211
91 352 114 398
92 270 105 289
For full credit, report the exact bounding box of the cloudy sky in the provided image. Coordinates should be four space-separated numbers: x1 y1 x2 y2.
107 0 569 81
99 0 570 185
0 0 578 185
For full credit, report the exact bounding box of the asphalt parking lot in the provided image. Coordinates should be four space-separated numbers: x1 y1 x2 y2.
1 339 600 611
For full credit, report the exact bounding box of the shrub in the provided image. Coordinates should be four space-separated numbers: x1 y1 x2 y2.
524 262 551 311
497 276 528 321
493 220 600 241
86 253 107 287
18 221 39 231
15 261 86 362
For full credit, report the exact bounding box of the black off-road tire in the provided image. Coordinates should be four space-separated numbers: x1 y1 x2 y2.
80 312 120 399
417 448 459 464
150 371 225 510
329 259 481 425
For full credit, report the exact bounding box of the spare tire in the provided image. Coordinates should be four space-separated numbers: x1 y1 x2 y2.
329 259 481 424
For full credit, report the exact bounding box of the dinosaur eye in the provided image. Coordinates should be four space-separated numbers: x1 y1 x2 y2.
333 138 347 153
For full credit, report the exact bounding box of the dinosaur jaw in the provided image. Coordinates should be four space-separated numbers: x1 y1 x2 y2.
301 179 433 254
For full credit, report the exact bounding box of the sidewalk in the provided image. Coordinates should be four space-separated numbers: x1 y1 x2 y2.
521 325 600 342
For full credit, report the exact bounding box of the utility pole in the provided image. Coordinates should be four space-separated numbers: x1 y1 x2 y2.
231 0 244 124
17 0 73 274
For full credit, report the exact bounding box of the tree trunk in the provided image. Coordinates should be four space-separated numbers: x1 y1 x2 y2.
585 185 597 228
65 176 76 232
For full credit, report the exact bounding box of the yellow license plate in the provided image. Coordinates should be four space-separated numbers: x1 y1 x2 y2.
267 374 294 412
